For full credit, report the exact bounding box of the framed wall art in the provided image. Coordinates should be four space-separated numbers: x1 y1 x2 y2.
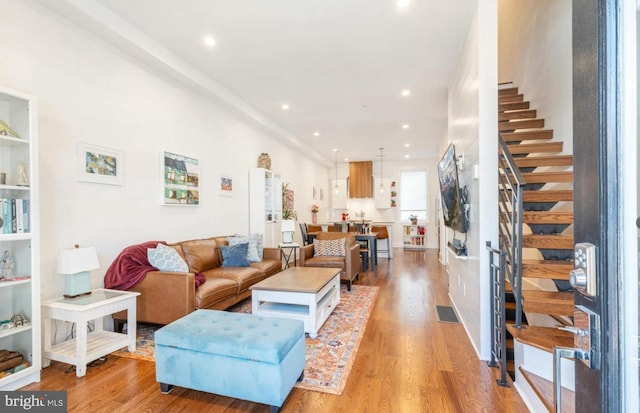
218 172 234 196
162 151 199 205
77 142 124 185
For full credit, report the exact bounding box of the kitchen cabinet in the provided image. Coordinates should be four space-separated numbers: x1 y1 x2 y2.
348 161 372 198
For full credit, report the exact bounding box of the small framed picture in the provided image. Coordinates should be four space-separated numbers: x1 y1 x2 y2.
162 151 199 205
313 186 317 200
77 142 124 185
218 172 234 196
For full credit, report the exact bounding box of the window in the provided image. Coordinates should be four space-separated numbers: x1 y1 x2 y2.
400 170 428 222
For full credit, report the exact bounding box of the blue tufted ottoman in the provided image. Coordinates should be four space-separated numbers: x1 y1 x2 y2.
155 309 305 413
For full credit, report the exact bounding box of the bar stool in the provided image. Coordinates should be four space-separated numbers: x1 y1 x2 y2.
372 225 391 258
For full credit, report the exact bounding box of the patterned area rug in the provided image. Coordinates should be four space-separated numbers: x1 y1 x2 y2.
112 284 378 395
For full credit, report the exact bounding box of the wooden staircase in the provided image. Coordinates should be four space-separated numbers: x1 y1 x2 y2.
497 85 576 411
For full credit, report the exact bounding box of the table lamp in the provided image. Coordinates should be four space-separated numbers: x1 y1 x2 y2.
57 245 100 298
281 219 296 244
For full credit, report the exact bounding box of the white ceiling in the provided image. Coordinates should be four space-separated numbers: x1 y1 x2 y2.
39 0 475 165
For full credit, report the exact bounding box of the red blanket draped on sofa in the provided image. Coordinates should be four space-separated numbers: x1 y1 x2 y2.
104 241 205 290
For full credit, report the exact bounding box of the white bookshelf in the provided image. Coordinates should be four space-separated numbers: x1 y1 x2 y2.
249 168 282 247
0 84 40 390
402 224 426 250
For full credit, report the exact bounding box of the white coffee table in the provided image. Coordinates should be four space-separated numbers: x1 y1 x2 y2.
42 288 140 377
250 267 341 338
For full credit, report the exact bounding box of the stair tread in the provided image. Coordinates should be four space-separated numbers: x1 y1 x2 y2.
500 170 573 184
521 259 574 279
522 290 574 316
511 259 573 280
499 94 524 103
521 171 573 184
499 119 545 132
507 324 575 352
499 101 530 111
512 155 573 168
523 211 574 224
498 87 519 97
522 190 574 202
502 129 553 142
523 234 574 249
519 367 575 413
499 109 537 121
507 260 573 281
507 142 563 155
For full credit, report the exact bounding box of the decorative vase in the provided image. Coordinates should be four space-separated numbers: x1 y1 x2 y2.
312 212 317 224
257 153 271 170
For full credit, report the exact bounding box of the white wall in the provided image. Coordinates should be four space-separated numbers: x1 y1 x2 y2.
498 0 573 153
445 0 498 359
0 1 328 300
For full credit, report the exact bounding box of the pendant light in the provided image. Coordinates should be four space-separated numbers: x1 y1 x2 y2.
334 149 339 195
379 147 385 193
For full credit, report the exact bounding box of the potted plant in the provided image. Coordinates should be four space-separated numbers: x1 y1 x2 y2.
409 214 418 225
311 204 319 224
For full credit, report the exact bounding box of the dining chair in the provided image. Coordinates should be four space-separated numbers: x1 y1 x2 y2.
371 225 391 258
299 223 309 245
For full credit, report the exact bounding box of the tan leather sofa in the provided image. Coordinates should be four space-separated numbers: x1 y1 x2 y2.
299 232 360 291
114 236 282 326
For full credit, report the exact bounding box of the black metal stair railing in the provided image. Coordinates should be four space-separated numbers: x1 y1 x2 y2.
486 241 508 386
497 134 526 328
487 134 527 387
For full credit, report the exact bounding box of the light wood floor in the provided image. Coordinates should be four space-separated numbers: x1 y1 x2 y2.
23 249 528 412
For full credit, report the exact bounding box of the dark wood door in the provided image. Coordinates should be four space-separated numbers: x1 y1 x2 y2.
572 0 623 410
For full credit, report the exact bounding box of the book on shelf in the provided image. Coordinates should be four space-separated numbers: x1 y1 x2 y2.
0 198 30 234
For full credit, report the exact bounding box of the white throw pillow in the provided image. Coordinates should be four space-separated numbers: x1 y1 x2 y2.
147 243 189 272
228 234 262 262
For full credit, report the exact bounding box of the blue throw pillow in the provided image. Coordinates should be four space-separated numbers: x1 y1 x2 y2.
220 243 250 267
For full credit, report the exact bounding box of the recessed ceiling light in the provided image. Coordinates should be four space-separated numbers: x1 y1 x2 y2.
203 36 216 47
401 89 411 97
404 143 410 148
332 148 338 152
397 0 410 9
313 131 320 137
402 124 410 129
281 104 290 110
405 154 410 158
344 158 349 162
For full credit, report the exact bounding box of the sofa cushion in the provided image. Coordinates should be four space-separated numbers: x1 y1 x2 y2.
204 267 268 292
249 259 282 277
147 243 189 272
228 234 260 262
181 238 220 273
195 277 238 309
303 256 346 270
220 243 250 267
313 238 346 256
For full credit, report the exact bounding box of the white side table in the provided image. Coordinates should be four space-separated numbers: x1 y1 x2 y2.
42 288 140 377
278 242 300 269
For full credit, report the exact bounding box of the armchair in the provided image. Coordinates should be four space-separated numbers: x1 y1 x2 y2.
299 232 361 291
